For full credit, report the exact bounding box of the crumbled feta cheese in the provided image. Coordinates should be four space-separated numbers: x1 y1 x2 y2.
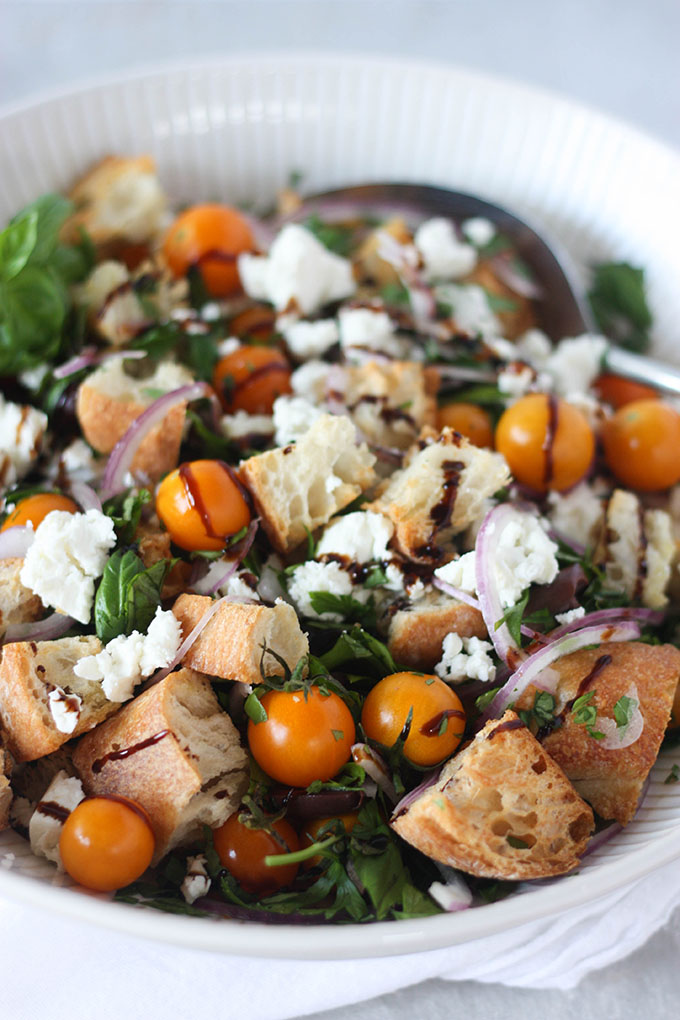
338 307 404 357
272 395 325 446
216 336 241 358
461 217 496 249
181 854 211 904
545 334 608 398
435 633 496 684
0 394 48 490
201 301 223 322
317 511 394 563
546 482 605 548
555 607 586 625
281 318 339 359
18 365 50 392
29 771 85 868
221 410 274 440
497 363 535 398
428 877 473 911
290 360 330 402
221 572 259 601
20 509 116 624
435 553 477 595
515 328 552 368
238 224 355 315
140 607 183 676
60 439 99 480
47 686 82 735
414 218 477 281
435 283 501 339
288 559 369 620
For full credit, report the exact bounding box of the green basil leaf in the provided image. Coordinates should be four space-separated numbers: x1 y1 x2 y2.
94 548 169 643
0 209 38 281
18 194 73 265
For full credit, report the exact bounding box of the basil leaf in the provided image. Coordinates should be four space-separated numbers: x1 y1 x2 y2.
18 194 73 264
321 627 396 676
126 559 170 636
307 591 377 629
0 209 38 281
588 261 652 353
94 548 169 643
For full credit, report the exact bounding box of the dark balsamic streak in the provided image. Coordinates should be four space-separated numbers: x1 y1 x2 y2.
91 729 170 774
542 394 559 488
419 708 466 737
487 718 525 740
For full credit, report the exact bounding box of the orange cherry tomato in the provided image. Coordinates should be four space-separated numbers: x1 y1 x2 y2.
248 686 356 788
230 305 276 343
361 672 465 767
495 393 595 493
1 492 78 532
601 399 680 492
155 459 251 551
436 402 494 448
213 812 300 894
59 796 155 892
594 373 658 409
213 344 292 414
300 813 358 869
162 203 254 297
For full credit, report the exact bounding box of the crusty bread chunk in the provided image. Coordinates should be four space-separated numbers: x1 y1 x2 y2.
172 595 308 683
239 414 376 553
72 669 249 863
0 558 44 631
63 155 167 245
392 711 594 880
76 358 192 481
368 428 510 563
387 588 486 671
598 490 674 610
77 260 187 347
464 261 536 340
354 218 413 286
517 641 680 825
338 360 436 452
0 635 119 762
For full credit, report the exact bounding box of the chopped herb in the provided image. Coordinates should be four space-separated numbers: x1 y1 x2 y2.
518 690 557 733
664 764 679 785
94 548 171 643
496 590 529 647
588 261 652 353
506 835 530 849
380 281 410 307
102 487 153 545
304 214 355 257
485 291 520 313
364 564 388 589
307 591 377 630
571 690 605 740
475 687 500 713
613 694 637 731
331 729 345 741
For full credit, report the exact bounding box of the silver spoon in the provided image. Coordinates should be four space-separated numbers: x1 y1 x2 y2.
294 182 680 397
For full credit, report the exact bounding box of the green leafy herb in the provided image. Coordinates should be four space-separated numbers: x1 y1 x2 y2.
517 690 557 733
102 488 153 545
588 261 652 353
364 564 388 589
244 690 268 724
571 690 605 740
664 764 679 785
304 214 355 257
475 686 501 713
380 281 410 307
613 694 637 731
94 548 170 643
485 291 519 313
496 590 529 647
306 591 377 630
321 626 397 677
441 384 506 408
132 320 220 381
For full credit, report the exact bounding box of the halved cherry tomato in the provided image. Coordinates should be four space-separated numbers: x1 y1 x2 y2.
361 672 465 767
602 399 680 491
59 796 155 892
213 812 300 894
155 458 251 551
1 493 78 532
436 402 494 448
162 203 254 297
213 344 292 414
300 813 358 869
594 373 658 409
248 686 356 788
229 305 276 343
495 393 594 493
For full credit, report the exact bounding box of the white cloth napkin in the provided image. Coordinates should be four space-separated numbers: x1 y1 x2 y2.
2 858 679 1020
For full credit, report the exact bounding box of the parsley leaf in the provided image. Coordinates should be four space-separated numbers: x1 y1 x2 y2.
613 694 637 731
307 591 377 630
571 690 605 740
304 214 355 257
588 261 652 353
102 488 152 545
94 548 170 643
496 590 529 647
321 627 397 677
517 690 557 733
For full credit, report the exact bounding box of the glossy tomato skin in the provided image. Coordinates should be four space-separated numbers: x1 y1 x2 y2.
213 344 292 414
602 399 680 491
435 403 493 448
162 203 254 296
594 373 658 409
59 796 155 892
1 493 78 532
361 672 465 767
495 393 595 493
155 458 251 551
229 305 276 343
213 812 300 894
248 686 356 788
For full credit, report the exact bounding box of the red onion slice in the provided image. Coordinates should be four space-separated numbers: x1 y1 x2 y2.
432 576 482 612
475 504 525 667
101 382 214 499
391 769 440 819
0 525 34 561
143 594 228 688
549 606 663 641
490 253 544 300
3 612 76 644
191 519 259 596
483 619 641 721
596 683 644 750
69 481 102 513
351 743 398 803
53 347 147 380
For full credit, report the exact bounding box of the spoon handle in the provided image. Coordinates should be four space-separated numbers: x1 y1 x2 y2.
603 345 680 398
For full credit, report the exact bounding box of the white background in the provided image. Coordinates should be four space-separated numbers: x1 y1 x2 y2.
1 2 679 1018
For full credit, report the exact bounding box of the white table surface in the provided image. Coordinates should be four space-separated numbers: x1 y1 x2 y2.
2 2 679 1017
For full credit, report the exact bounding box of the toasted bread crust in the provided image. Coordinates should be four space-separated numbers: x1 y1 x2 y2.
0 558 44 630
387 593 486 670
518 641 680 824
463 261 537 340
340 360 436 451
391 711 594 880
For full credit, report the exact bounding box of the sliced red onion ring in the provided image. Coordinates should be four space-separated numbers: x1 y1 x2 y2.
391 769 440 819
596 683 644 750
351 743 398 803
191 519 259 596
432 576 482 612
475 504 525 667
101 382 215 499
69 481 102 513
0 525 34 561
549 606 664 642
3 612 76 644
490 253 544 300
433 364 497 384
483 619 641 721
53 347 147 380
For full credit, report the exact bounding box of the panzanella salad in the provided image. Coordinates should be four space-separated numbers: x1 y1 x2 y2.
1 155 680 923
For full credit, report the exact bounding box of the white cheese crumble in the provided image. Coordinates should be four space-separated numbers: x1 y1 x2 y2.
381 562 425 600
414 218 477 281
0 394 48 490
338 307 404 357
281 318 339 359
237 224 355 315
60 439 99 481
435 633 496 684
272 395 325 446
221 410 274 440
288 559 369 621
20 509 116 624
74 607 182 702
216 336 241 358
515 328 552 368
461 217 496 248
428 877 473 911
181 854 211 904
555 607 586 625
29 771 85 868
317 511 394 563
545 334 608 398
546 482 605 548
290 360 330 402
47 686 83 735
435 283 501 339
497 363 535 399
220 572 259 601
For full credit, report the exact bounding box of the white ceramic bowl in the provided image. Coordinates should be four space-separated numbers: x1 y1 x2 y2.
1 53 679 959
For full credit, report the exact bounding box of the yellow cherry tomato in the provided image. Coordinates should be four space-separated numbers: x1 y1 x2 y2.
59 796 155 892
436 402 494 448
602 399 680 491
1 493 78 532
156 459 251 551
162 203 254 296
213 812 300 894
213 344 292 415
